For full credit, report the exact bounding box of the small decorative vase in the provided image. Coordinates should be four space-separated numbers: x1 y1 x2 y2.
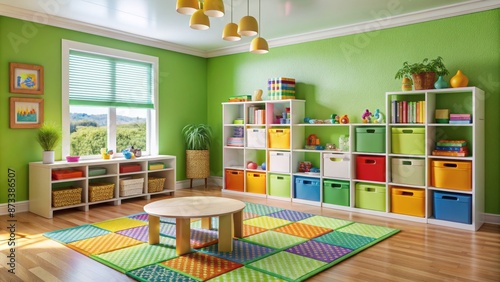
450 70 469 88
434 76 449 89
43 151 55 164
401 77 412 91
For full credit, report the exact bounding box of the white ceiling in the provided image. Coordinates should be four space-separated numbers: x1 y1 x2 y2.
0 0 499 57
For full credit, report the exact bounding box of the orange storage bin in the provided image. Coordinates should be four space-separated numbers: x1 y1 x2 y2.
431 160 471 191
246 172 266 194
268 128 290 149
225 169 244 191
391 187 425 217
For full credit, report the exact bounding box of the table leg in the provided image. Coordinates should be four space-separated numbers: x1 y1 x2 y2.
176 218 191 255
233 210 243 238
201 217 212 230
218 214 233 252
148 215 160 244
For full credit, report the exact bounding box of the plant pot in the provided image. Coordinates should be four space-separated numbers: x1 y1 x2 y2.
186 150 210 179
43 151 55 164
412 72 436 90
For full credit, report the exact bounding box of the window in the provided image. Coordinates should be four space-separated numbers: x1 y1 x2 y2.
62 40 158 158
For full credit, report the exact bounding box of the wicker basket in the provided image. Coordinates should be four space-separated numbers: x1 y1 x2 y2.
148 177 166 193
89 182 115 202
52 187 82 207
186 150 210 179
119 178 144 196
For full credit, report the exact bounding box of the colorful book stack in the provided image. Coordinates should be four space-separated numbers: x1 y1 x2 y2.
228 95 252 102
449 113 471 124
391 100 426 124
432 140 469 157
268 77 295 100
227 126 244 147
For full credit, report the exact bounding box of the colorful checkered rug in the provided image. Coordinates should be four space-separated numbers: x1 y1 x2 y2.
44 202 399 281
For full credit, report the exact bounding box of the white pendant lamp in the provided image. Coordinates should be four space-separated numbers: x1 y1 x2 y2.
238 0 258 36
204 0 225 18
250 0 268 54
176 0 199 15
222 0 241 41
190 2 210 30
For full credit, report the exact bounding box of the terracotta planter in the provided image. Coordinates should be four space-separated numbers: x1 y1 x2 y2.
412 72 436 90
186 150 210 179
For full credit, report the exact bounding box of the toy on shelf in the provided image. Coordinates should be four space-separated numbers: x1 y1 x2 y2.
247 161 258 169
253 89 263 101
340 114 349 124
362 109 372 123
373 109 385 123
331 114 340 124
339 135 349 151
298 161 312 172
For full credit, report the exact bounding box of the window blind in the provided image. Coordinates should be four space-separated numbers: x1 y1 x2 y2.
69 50 154 109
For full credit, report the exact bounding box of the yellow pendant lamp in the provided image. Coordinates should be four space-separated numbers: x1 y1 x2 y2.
250 37 269 54
250 0 268 54
238 0 258 36
176 0 199 15
204 0 225 18
222 0 241 41
190 2 210 30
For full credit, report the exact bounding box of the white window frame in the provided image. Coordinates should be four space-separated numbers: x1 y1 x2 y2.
61 39 159 158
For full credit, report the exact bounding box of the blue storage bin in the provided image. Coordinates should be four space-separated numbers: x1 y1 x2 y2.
294 176 320 201
433 191 472 224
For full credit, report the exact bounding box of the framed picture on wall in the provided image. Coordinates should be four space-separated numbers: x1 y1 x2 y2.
10 97 44 128
9 63 44 94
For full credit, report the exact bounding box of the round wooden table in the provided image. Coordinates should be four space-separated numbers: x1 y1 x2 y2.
144 196 246 255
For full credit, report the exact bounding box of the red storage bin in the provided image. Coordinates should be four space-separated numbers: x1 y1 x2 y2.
119 164 142 173
52 169 84 180
356 155 386 182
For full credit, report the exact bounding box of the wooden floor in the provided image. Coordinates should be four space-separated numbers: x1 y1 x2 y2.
1 186 499 282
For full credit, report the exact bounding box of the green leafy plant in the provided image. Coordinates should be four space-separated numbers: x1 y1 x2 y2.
36 123 62 151
395 56 449 79
182 124 213 150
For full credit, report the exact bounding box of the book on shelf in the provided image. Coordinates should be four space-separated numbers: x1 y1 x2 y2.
436 140 467 147
391 100 425 124
435 146 469 152
449 120 471 124
432 150 468 157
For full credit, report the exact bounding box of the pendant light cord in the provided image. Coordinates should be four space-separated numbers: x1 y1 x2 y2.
258 0 261 36
230 0 233 23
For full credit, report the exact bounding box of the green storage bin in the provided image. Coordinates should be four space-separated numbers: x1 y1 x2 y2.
269 174 290 198
323 179 350 206
391 127 425 155
89 167 107 176
355 182 386 211
355 127 386 153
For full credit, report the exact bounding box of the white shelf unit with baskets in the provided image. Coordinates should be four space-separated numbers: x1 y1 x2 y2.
221 87 484 231
29 155 176 218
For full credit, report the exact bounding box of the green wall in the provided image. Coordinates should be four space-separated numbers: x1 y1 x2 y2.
0 16 207 204
1 9 499 215
207 9 500 214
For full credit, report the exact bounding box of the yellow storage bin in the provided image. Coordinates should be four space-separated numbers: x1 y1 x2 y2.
391 127 425 155
431 160 471 191
268 128 290 149
391 187 425 217
246 172 266 194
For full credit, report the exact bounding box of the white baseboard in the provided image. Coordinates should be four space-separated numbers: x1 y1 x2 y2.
484 213 500 225
0 201 29 215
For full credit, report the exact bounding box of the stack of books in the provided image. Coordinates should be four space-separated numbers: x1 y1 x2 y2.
390 100 426 124
228 95 252 102
268 77 295 100
449 114 471 124
432 140 469 157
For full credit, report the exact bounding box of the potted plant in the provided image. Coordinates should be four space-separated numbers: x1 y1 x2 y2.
395 56 449 90
182 124 213 188
36 123 62 164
